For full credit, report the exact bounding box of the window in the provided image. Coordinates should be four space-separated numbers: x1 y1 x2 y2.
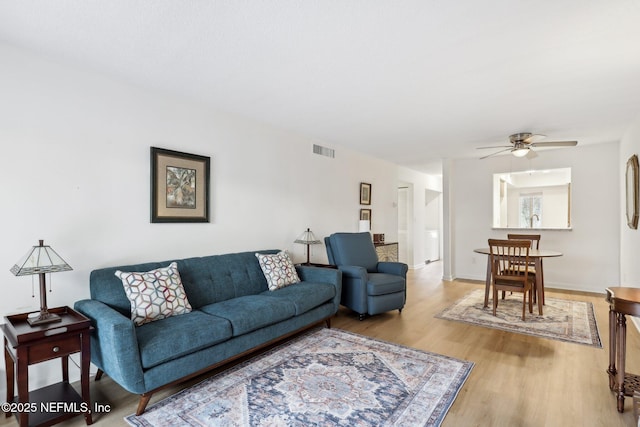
519 193 542 228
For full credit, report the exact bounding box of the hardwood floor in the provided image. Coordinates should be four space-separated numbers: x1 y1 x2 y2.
2 261 637 426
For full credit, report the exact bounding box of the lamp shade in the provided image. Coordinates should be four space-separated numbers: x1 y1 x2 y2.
512 148 529 158
294 228 321 245
294 228 322 265
11 240 72 276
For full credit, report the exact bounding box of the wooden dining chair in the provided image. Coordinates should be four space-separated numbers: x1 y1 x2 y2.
507 233 543 304
488 239 535 321
507 233 540 249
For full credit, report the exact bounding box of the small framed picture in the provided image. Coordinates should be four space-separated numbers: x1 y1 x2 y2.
360 208 371 223
151 147 210 223
360 182 371 205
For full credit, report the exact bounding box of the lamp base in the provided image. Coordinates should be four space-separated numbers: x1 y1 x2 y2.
27 311 62 326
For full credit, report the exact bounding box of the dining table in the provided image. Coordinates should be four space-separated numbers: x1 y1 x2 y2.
473 247 563 316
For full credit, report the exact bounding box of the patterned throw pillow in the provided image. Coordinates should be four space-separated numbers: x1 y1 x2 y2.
115 262 192 326
256 251 301 291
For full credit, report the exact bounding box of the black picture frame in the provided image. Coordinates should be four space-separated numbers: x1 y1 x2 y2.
360 208 371 223
360 182 371 205
151 147 210 223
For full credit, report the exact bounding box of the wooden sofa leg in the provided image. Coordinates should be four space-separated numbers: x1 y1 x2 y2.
136 394 153 416
95 369 104 381
325 318 331 329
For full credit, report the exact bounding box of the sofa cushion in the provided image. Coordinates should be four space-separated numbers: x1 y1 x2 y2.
178 251 278 307
255 251 300 290
261 282 336 315
136 310 232 369
199 295 296 336
367 273 406 296
115 262 192 326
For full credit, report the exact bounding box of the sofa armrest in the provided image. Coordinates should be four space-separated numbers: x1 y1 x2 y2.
74 299 146 394
296 265 340 285
296 265 343 310
377 261 408 278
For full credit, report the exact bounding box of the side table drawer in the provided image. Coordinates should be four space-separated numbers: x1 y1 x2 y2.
28 335 80 364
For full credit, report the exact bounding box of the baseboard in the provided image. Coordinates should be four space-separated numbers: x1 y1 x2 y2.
632 316 640 334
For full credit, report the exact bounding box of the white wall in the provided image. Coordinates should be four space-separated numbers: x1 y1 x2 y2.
620 113 640 286
451 142 620 293
0 43 431 391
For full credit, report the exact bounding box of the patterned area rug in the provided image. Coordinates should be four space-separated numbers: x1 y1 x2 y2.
125 328 473 427
436 289 602 348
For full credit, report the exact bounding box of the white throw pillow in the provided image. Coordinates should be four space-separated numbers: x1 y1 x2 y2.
115 262 192 326
256 251 301 291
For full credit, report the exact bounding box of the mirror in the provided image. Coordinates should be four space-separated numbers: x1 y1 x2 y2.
493 168 572 229
626 155 638 229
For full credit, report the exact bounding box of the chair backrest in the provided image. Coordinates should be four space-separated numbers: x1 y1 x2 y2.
507 233 540 249
325 232 378 272
488 239 532 282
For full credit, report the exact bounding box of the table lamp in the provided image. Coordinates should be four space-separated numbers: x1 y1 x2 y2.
10 239 72 326
294 228 322 265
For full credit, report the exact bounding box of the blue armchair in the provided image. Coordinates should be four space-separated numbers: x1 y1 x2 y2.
325 232 408 320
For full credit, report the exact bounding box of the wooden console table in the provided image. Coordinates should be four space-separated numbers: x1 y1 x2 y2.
375 242 398 262
606 287 640 412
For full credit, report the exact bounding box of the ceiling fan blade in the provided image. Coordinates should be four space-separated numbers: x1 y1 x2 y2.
522 133 546 144
477 145 512 150
530 141 578 147
480 148 512 159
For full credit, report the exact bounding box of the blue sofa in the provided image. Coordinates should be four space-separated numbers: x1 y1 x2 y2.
74 250 341 415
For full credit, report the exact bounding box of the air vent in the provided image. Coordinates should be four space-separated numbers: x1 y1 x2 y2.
313 144 335 158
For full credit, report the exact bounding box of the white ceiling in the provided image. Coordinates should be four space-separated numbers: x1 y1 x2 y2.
2 1 640 173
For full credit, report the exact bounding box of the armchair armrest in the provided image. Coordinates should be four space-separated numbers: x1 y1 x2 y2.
336 265 369 314
74 299 146 394
377 261 408 278
337 265 369 281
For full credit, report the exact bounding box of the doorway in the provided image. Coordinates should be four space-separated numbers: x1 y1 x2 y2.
397 184 412 265
425 189 441 263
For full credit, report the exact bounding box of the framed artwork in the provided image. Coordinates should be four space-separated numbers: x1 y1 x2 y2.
626 154 639 229
360 182 371 205
151 147 210 223
360 208 371 223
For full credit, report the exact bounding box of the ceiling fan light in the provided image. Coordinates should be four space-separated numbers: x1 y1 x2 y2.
512 147 529 157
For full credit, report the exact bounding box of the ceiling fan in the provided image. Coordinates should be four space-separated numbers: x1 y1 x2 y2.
478 132 578 159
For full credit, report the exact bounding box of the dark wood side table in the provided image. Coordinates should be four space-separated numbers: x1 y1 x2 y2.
606 287 640 412
3 306 93 426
